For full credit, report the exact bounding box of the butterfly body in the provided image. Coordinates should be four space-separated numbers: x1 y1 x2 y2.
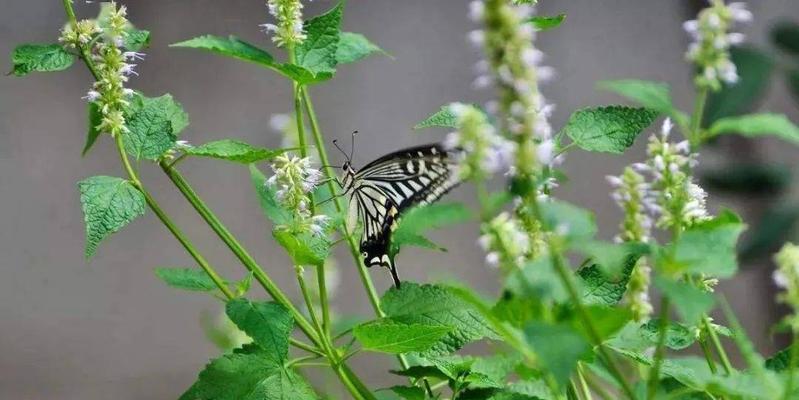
339 143 460 287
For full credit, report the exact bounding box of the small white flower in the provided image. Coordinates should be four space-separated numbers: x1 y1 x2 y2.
467 30 485 46
122 51 145 61
536 139 555 165
728 2 752 23
485 252 500 267
521 48 544 67
472 74 494 89
83 90 101 102
477 235 492 251
468 1 485 22
120 63 138 76
774 270 789 289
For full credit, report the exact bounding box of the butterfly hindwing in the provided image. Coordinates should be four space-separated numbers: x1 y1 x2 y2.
346 143 460 287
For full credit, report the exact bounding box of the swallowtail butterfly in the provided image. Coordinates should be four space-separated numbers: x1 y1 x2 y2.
334 138 461 288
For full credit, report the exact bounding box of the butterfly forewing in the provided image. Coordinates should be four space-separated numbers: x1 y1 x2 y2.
345 143 460 287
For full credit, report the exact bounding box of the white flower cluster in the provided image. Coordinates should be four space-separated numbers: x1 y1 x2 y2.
261 0 306 47
683 1 751 89
467 0 557 171
445 103 517 179
267 153 329 235
479 211 530 270
606 167 653 244
773 243 799 332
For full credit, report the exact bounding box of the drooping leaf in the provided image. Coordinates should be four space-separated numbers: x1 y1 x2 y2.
171 35 330 84
225 299 293 364
414 105 459 129
123 93 188 160
390 202 471 256
10 44 74 76
538 200 597 241
154 267 220 292
336 32 386 65
524 322 591 386
353 320 453 354
184 344 317 400
665 210 745 278
771 21 799 56
296 3 343 74
654 276 714 324
703 47 774 125
78 176 146 258
525 14 566 31
83 102 103 156
561 106 658 153
706 113 799 145
700 163 791 195
381 283 499 356
597 80 689 127
186 140 288 164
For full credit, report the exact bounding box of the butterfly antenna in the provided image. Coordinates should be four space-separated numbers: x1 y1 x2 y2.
350 130 357 161
332 139 350 162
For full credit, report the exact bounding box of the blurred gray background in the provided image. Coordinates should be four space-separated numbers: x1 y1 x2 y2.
2 0 799 398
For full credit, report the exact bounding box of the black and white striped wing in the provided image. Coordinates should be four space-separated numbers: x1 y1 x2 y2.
350 143 460 287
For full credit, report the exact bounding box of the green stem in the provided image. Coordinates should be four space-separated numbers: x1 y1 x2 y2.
703 315 733 375
580 365 614 400
295 265 324 341
289 338 325 356
159 162 319 344
317 265 331 335
698 338 719 374
647 297 671 400
785 331 798 399
576 363 594 400
689 88 708 146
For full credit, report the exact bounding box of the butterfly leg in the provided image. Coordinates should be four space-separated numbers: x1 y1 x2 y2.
388 263 401 289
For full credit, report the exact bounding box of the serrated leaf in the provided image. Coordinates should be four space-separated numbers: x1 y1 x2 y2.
414 105 459 129
353 320 453 354
125 29 151 51
83 102 103 156
154 267 219 292
654 277 714 324
10 44 74 76
597 80 689 127
124 93 188 160
765 344 797 372
706 113 799 145
538 200 597 241
296 3 343 74
226 299 293 364
524 322 590 386
666 210 745 278
561 106 658 153
336 32 386 64
639 319 696 350
79 176 146 258
186 140 288 164
250 165 292 226
390 203 471 256
381 283 499 356
184 344 317 400
171 35 330 84
703 47 774 125
577 255 638 306
579 305 632 342
771 21 799 56
525 14 566 31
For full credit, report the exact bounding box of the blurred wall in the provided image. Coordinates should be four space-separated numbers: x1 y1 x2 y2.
2 0 799 398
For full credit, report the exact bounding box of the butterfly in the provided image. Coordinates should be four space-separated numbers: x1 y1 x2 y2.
331 136 461 288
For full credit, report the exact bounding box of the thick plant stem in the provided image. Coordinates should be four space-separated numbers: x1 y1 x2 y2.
699 338 719 374
647 297 671 400
703 315 733 374
317 265 331 334
159 162 320 344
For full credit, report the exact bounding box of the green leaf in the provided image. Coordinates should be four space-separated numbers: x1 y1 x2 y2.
579 305 633 342
576 240 648 278
414 105 459 129
639 319 696 350
381 283 499 356
700 163 791 195
577 260 634 306
226 299 293 363
124 93 189 160
353 320 453 354
336 32 386 65
390 203 471 256
185 344 317 400
706 113 799 145
385 386 426 400
654 277 714 324
666 210 745 278
765 344 796 372
524 322 590 386
561 106 658 153
703 47 774 125
525 14 566 31
740 205 799 261
296 3 343 74
597 80 689 127
171 35 330 84
186 140 288 164
771 21 799 56
10 44 74 76
83 102 103 156
78 176 146 258
272 230 331 266
124 29 151 51
538 200 597 241
154 267 219 292
250 165 292 226
505 257 569 304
